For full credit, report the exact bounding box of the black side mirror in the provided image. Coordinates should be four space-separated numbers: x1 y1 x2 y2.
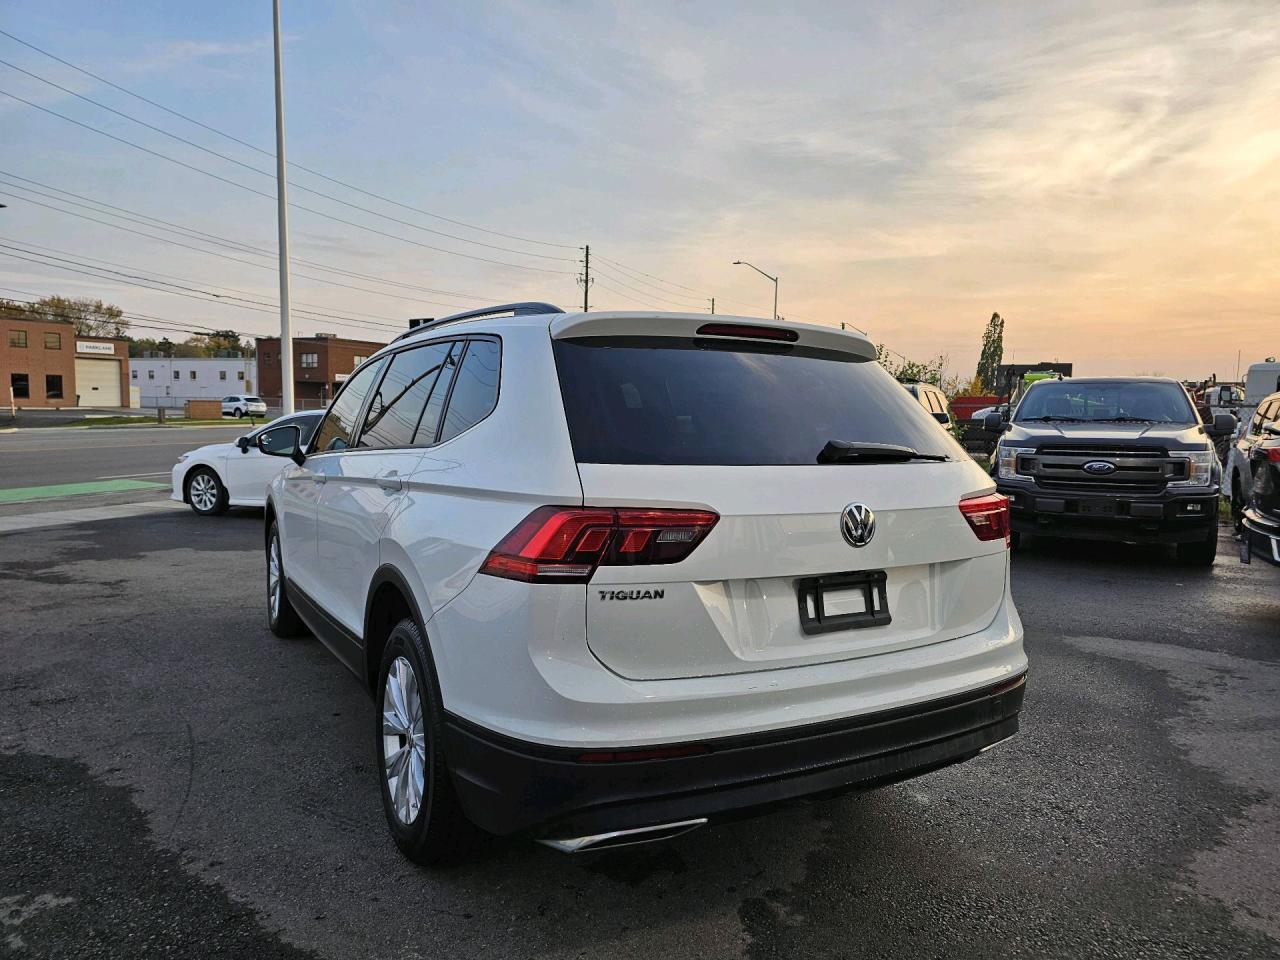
1207 413 1236 437
236 436 251 453
1264 422 1280 437
983 412 1006 433
256 424 305 466
933 411 950 425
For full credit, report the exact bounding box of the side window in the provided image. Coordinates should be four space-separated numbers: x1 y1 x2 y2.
438 339 501 444
358 341 456 449
311 358 387 453
413 343 460 444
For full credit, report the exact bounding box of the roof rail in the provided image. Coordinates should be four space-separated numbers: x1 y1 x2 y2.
395 302 564 342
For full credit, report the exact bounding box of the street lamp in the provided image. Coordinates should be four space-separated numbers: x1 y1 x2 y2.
732 260 778 320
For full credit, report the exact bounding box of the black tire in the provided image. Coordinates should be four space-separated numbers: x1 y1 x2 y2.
376 618 478 866
266 521 306 638
233 407 244 419
1010 531 1024 550
185 467 229 516
1176 528 1218 567
1231 475 1245 533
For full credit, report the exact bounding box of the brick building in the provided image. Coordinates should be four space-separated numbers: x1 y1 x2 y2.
255 333 386 408
1 314 130 408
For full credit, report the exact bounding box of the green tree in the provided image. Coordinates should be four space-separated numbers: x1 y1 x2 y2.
876 344 946 385
2 295 128 337
975 312 1005 393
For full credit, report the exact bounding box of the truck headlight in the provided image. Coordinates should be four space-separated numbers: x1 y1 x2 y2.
997 446 1035 480
1168 448 1214 488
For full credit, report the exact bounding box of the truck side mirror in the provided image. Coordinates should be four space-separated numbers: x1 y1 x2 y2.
1207 413 1236 437
983 412 1006 433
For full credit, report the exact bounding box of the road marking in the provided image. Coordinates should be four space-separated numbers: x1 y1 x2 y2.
94 472 173 480
0 499 186 534
0 479 168 504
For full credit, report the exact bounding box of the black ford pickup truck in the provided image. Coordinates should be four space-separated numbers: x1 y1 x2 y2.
986 377 1235 565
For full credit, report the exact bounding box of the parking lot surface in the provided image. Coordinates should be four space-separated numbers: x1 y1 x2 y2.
2 511 1278 959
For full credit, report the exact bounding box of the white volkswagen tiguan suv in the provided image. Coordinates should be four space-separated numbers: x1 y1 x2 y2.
256 303 1026 864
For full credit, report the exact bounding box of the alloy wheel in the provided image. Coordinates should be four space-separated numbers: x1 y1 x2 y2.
189 473 219 512
382 656 426 825
268 535 281 622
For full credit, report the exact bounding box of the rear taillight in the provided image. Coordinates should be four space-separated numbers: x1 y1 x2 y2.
1263 447 1280 463
959 493 1011 547
480 506 719 583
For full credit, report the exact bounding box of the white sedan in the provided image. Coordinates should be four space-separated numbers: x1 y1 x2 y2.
172 411 323 515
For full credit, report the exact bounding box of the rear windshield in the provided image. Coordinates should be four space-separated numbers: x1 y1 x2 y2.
1015 380 1197 424
553 337 954 465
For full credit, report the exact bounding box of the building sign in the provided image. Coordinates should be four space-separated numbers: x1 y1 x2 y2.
334 373 350 383
76 341 116 357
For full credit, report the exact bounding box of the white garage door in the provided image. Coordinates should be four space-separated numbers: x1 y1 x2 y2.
74 358 122 407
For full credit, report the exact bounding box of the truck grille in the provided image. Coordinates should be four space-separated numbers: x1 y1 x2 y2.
1021 446 1187 493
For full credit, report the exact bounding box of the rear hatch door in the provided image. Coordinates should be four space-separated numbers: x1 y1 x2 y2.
551 314 1007 681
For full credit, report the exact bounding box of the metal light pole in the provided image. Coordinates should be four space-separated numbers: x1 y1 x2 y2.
273 0 295 414
732 260 778 320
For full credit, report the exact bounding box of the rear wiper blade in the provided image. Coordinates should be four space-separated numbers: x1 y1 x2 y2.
1018 416 1088 422
816 440 949 464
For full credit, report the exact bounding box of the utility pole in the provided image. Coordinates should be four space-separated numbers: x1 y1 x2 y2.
708 298 715 314
578 244 592 312
273 0 295 414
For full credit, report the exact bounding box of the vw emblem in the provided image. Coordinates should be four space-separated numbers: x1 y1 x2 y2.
1082 460 1117 476
841 503 876 548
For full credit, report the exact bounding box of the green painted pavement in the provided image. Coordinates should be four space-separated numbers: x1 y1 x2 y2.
0 479 168 504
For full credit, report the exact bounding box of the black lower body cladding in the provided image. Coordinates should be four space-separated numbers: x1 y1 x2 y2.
442 674 1026 840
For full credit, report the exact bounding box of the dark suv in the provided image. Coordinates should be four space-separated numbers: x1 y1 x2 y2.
987 377 1235 565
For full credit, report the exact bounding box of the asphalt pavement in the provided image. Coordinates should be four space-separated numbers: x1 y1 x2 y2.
1 508 1278 959
0 424 246 520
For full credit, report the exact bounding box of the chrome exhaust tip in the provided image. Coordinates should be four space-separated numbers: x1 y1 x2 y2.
537 818 708 853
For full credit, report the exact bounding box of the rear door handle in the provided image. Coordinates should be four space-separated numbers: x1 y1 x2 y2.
375 476 403 492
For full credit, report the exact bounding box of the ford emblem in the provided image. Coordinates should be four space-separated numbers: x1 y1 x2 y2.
1082 460 1117 476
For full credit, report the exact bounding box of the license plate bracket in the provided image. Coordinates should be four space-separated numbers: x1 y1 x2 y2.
1079 499 1116 517
796 570 891 636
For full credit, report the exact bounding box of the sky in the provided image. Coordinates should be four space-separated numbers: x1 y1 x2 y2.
2 0 1277 381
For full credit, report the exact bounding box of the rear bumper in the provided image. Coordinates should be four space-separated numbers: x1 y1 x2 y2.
444 673 1026 839
1242 509 1280 566
999 483 1217 544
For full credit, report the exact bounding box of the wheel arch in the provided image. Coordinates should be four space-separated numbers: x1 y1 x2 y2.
264 498 278 551
364 564 436 697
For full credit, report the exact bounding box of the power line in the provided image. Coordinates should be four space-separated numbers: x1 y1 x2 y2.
0 183 484 312
590 265 707 310
8 237 407 326
0 287 261 339
0 27 579 251
0 172 501 304
0 56 574 263
0 244 400 337
0 87 576 276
